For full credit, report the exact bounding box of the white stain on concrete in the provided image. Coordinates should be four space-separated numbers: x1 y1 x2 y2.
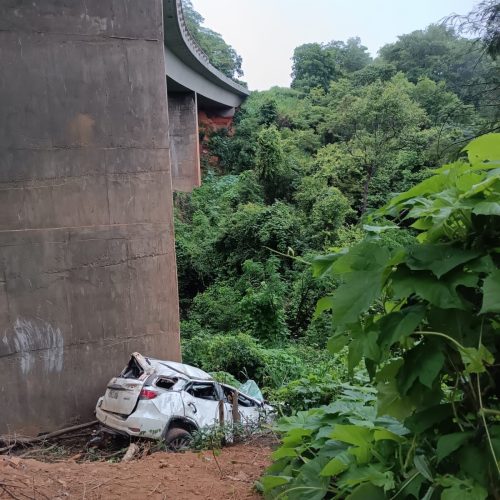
11 318 64 374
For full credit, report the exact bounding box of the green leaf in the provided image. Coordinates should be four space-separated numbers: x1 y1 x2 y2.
413 455 433 482
314 295 334 318
463 133 500 164
260 475 291 491
376 360 415 419
327 332 349 354
330 424 373 447
348 444 371 465
331 270 385 325
406 244 480 279
392 267 477 310
346 482 387 500
438 475 488 500
377 306 426 349
458 445 489 486
348 338 364 373
339 465 395 491
480 269 500 314
272 447 298 460
460 345 494 374
373 428 404 443
311 253 340 277
405 404 453 434
320 451 352 477
473 198 500 215
436 432 472 462
397 341 444 394
331 242 391 274
400 472 425 499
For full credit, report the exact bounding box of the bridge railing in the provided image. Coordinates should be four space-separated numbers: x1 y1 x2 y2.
175 0 249 95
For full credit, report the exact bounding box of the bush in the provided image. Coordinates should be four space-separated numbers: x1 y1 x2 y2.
182 332 266 381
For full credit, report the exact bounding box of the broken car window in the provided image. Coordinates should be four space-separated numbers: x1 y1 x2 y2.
237 393 258 408
120 357 144 379
156 378 177 390
186 383 219 401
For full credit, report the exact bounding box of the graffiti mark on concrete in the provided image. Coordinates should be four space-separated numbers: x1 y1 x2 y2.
11 318 64 374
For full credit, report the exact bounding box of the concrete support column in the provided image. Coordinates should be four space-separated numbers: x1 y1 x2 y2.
168 91 201 192
0 0 181 434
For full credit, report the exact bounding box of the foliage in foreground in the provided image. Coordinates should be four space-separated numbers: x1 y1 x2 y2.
261 134 500 499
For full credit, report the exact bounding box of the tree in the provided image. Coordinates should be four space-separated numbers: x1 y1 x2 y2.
291 43 341 92
181 0 244 79
291 38 372 92
379 24 499 115
318 75 429 214
255 126 291 202
448 0 500 59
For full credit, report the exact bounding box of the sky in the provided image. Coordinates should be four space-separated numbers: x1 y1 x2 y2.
191 0 480 90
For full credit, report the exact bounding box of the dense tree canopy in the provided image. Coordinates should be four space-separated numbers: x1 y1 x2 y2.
291 37 372 91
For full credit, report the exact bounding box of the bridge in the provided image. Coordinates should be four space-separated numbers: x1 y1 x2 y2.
164 0 249 191
0 0 248 434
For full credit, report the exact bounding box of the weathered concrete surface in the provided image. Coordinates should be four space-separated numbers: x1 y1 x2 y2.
168 92 201 192
0 0 181 435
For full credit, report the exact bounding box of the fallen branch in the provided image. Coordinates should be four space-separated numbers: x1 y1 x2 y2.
0 421 98 448
121 443 139 462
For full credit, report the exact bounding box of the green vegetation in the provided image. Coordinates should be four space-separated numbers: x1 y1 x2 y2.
175 1 499 497
181 0 244 81
261 133 500 499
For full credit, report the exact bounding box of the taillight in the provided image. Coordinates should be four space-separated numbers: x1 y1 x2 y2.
139 389 158 400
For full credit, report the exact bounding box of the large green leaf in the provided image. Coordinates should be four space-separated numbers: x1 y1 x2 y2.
376 377 415 420
330 424 373 447
480 269 500 314
436 432 472 462
260 474 291 491
331 270 385 325
464 133 500 164
397 341 444 394
460 344 494 374
413 455 433 482
377 306 426 349
346 482 387 500
392 267 477 310
338 465 395 491
405 404 453 434
406 244 480 279
320 451 352 477
331 242 391 274
272 447 298 460
438 475 488 500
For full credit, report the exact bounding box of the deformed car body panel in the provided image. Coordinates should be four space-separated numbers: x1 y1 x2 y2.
95 353 271 441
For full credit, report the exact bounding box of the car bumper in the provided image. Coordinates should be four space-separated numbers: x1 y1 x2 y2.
95 397 167 439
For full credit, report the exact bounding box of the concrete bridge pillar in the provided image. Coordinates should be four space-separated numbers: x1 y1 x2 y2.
0 0 181 434
168 91 201 192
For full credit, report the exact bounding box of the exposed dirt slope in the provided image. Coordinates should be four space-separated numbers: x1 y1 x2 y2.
0 443 271 499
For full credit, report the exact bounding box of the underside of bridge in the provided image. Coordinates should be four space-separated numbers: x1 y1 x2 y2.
163 0 249 192
0 0 247 434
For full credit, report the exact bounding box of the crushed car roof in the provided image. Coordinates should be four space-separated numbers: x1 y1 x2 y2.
143 356 214 381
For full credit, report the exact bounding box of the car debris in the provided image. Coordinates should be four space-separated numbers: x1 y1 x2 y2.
95 352 273 450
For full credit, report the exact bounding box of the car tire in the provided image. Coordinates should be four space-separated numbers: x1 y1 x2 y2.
164 427 192 451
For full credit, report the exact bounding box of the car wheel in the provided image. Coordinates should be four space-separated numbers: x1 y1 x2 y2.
165 427 192 451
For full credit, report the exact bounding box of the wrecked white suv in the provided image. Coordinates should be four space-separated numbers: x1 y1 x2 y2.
95 353 271 449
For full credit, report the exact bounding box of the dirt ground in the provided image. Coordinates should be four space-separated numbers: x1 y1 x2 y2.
0 442 272 499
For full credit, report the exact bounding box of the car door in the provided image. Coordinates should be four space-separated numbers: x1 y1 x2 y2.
100 353 154 415
182 381 223 428
221 384 262 427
